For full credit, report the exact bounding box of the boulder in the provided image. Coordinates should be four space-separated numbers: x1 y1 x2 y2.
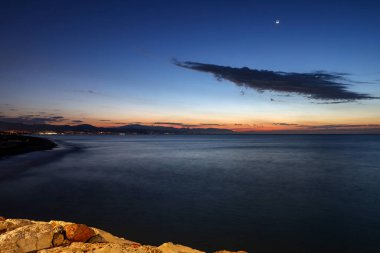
87 234 108 243
0 219 247 253
158 242 205 253
91 227 139 245
0 219 35 233
52 233 65 246
0 223 54 253
64 224 96 242
38 242 162 253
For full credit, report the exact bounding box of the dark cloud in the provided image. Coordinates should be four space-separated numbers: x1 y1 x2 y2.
0 115 66 124
50 116 64 120
71 120 83 123
199 123 223 126
76 89 96 94
174 60 377 101
306 124 380 130
99 119 111 122
273 123 301 126
271 122 380 130
72 89 105 96
311 101 353 104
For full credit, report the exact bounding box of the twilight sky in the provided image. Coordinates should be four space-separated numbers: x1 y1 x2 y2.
1 0 380 132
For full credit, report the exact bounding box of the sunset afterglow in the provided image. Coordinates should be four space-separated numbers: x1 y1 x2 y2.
1 1 379 133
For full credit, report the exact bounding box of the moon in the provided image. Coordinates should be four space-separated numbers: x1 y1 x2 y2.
275 19 280 24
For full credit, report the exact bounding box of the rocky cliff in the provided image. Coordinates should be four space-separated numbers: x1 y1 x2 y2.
0 217 247 253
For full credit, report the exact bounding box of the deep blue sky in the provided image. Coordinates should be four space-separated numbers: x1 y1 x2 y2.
1 0 380 131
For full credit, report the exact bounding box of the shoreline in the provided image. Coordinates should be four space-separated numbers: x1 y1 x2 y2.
0 136 82 181
0 217 246 253
0 135 57 159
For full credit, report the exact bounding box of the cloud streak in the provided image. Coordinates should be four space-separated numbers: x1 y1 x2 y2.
153 122 199 127
272 122 380 133
174 60 377 101
0 115 66 124
306 124 380 130
153 122 226 128
273 122 303 126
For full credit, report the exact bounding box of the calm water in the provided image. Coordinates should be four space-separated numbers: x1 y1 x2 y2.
1 135 380 253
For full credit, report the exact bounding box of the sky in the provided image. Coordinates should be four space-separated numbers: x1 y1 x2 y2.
1 0 380 133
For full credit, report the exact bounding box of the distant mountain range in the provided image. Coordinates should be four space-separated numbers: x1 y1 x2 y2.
0 121 234 135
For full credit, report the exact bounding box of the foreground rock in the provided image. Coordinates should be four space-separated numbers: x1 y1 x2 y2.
0 217 247 253
64 224 96 242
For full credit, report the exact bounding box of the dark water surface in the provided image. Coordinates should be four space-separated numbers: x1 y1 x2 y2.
1 135 380 253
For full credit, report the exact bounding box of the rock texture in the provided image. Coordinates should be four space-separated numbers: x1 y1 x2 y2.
64 224 96 242
0 217 247 253
158 242 205 253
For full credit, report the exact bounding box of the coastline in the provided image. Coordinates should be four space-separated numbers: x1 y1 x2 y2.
0 135 57 159
0 135 82 181
0 217 246 253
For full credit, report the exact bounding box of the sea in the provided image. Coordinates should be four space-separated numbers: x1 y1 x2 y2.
1 134 380 253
